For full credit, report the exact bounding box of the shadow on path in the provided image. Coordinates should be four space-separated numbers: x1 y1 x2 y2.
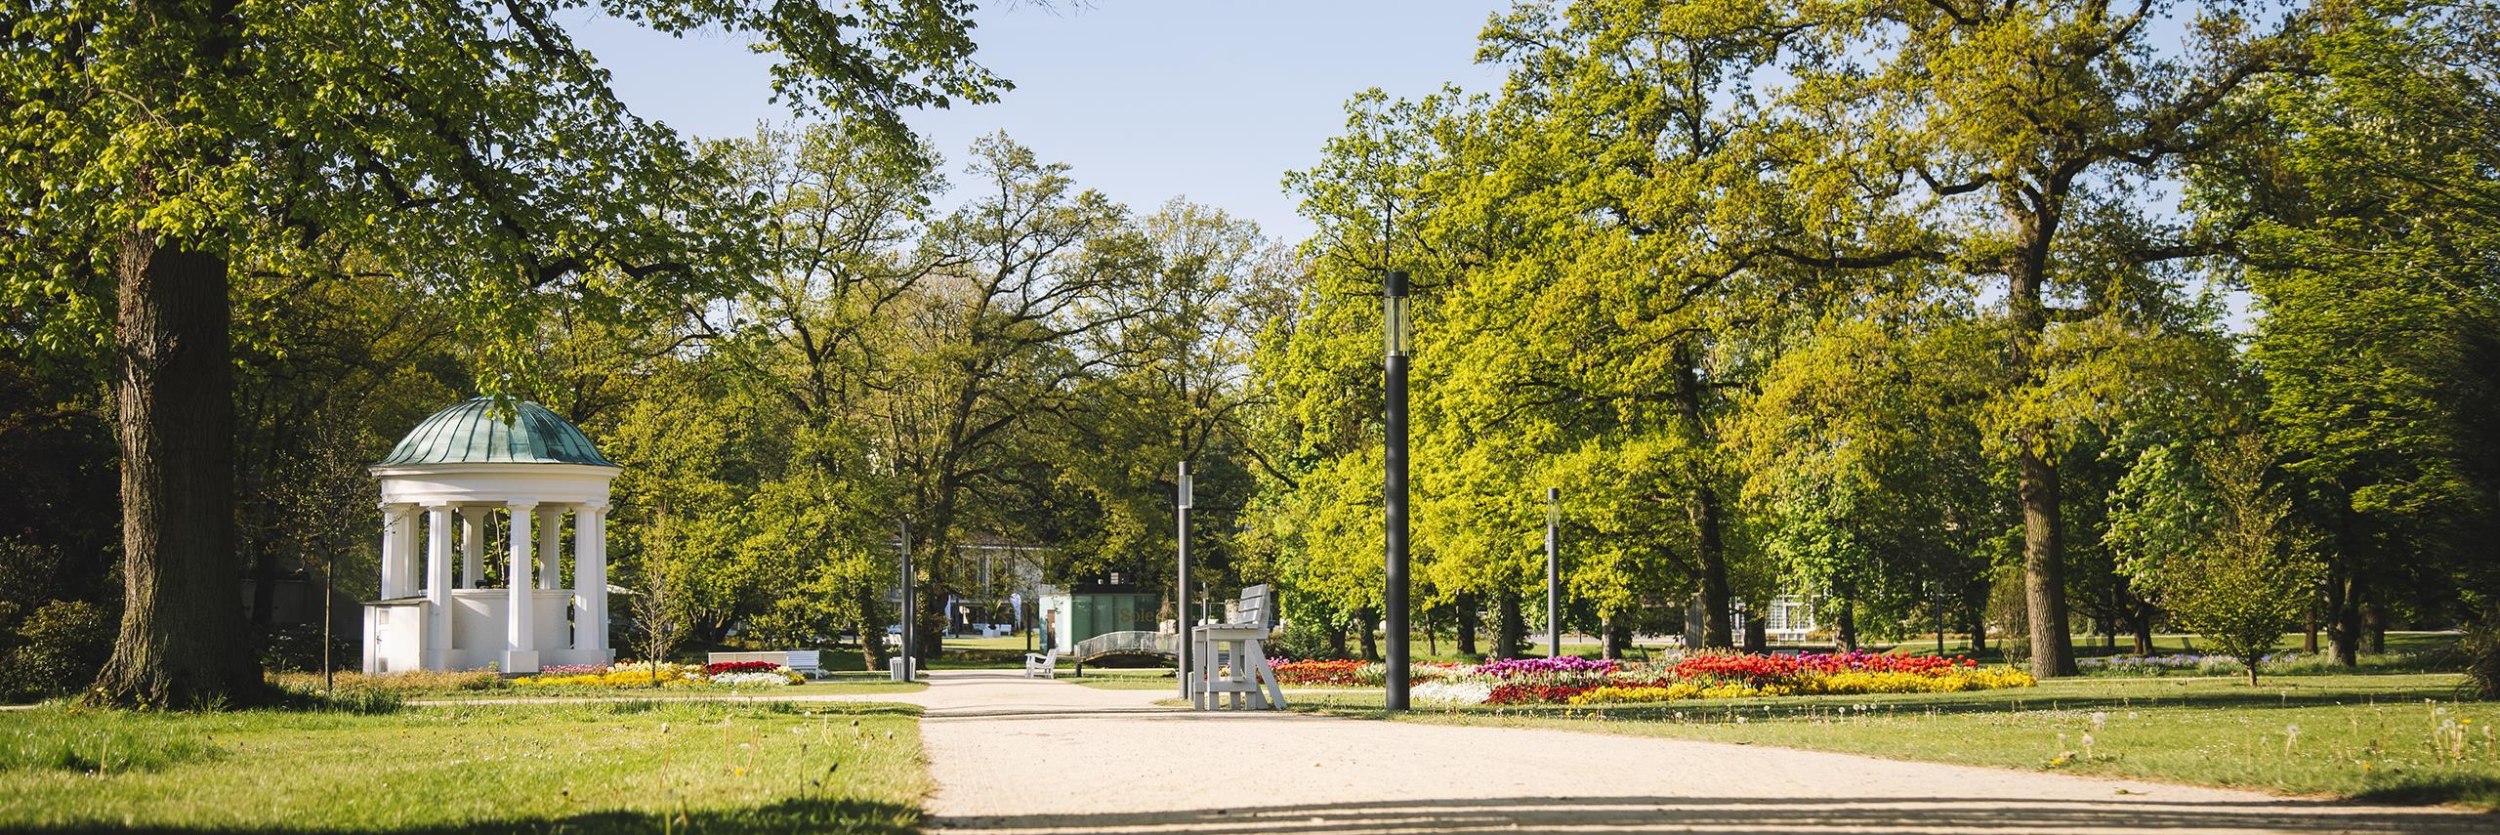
931 794 2494 834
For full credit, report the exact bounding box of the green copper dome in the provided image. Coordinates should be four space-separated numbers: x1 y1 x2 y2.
378 397 616 468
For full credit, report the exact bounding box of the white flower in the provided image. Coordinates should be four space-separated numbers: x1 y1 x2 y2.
1412 680 1492 706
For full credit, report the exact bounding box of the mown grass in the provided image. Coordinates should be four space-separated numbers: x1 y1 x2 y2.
0 699 928 832
1294 672 2500 810
268 670 929 702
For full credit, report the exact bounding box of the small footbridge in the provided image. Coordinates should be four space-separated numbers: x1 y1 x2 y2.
1068 630 1178 673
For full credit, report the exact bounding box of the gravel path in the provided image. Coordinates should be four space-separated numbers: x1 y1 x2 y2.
870 670 2489 834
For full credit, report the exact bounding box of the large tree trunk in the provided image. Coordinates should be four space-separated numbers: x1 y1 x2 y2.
853 582 889 671
1691 488 1734 649
2326 572 2363 667
2016 444 2075 676
1493 590 1525 659
1672 351 1735 650
2366 602 2386 654
913 483 963 660
1454 591 1478 656
1355 606 1378 661
2006 220 2077 678
1742 607 1768 652
1834 595 1858 652
87 233 261 709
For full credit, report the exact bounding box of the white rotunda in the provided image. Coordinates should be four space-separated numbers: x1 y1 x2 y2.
362 397 619 675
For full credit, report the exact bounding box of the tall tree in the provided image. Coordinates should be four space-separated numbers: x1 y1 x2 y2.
2194 0 2500 670
876 134 1148 658
0 0 1002 707
1750 0 2299 675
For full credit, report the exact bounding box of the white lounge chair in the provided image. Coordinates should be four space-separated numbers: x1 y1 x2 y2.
1025 648 1059 678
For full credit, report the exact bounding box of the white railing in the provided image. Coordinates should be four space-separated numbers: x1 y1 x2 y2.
1071 630 1177 660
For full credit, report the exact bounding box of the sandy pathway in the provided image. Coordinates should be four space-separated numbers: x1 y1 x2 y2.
871 670 2488 834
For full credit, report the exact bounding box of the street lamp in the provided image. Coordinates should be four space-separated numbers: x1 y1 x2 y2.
1383 270 1411 712
897 519 915 682
1546 487 1562 659
1177 461 1193 699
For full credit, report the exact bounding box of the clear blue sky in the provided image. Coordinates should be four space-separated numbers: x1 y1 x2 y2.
573 1 1514 242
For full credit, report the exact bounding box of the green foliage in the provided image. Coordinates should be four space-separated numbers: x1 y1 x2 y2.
2190 0 2500 664
2123 436 2328 685
7 599 115 701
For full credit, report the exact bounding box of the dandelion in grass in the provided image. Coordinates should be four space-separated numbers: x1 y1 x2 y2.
2284 724 2300 754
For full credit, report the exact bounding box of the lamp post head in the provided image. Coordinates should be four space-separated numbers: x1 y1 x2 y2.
1178 462 1194 510
1384 270 1411 358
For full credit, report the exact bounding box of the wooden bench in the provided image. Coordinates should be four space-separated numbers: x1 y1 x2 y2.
1188 585 1285 710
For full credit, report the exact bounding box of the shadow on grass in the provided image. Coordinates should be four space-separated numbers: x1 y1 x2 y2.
924 794 2491 833
17 796 920 835
2349 773 2500 807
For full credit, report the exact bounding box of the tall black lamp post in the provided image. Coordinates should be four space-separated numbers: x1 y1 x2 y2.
898 519 915 681
1546 487 1562 659
1176 461 1193 699
1384 270 1412 711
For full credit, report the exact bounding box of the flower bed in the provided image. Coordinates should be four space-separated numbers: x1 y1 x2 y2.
1275 651 2033 707
2078 653 2300 676
513 661 801 688
1272 660 1367 686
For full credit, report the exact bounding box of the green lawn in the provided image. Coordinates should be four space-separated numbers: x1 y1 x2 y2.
269 671 928 702
0 700 928 832
1293 672 2500 809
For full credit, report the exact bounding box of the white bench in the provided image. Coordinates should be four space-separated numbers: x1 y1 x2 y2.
1025 648 1059 679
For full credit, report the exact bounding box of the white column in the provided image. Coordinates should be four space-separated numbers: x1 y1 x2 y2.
460 507 483 589
397 505 422 597
538 506 562 591
424 504 453 670
384 504 419 598
574 503 608 658
505 501 538 673
378 503 401 599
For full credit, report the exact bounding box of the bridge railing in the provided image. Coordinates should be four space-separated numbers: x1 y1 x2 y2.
1072 630 1177 660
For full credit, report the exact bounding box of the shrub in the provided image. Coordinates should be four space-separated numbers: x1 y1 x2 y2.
253 621 355 673
9 599 114 700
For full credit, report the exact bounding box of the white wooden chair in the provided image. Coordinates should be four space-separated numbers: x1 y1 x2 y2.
1024 648 1059 678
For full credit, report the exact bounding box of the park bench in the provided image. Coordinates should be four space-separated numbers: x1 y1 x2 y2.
1189 584 1285 710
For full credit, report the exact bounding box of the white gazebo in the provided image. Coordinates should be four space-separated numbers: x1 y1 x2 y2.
362 397 620 675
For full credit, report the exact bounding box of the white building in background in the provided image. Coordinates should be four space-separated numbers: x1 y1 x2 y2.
1685 594 1822 646
362 398 620 675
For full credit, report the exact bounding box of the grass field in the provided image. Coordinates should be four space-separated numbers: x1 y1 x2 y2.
0 699 928 833
1292 672 2500 809
266 670 929 702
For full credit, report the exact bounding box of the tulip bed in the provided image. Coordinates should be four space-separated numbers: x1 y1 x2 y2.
513 660 804 688
1272 652 2034 706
